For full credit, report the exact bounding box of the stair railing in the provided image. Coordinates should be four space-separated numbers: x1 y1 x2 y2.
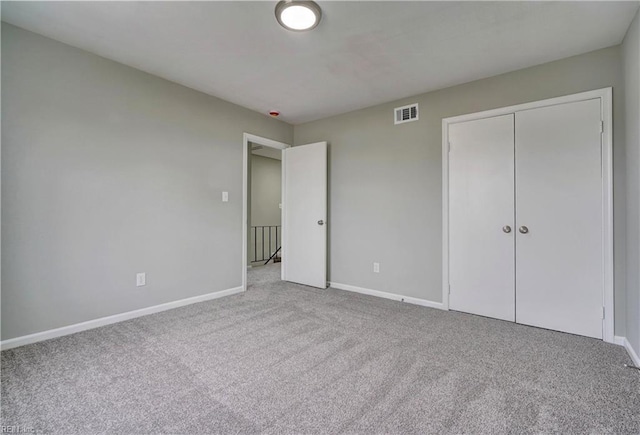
250 225 281 264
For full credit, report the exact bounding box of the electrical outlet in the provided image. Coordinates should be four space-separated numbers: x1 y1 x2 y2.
136 272 146 287
222 191 229 202
373 262 380 273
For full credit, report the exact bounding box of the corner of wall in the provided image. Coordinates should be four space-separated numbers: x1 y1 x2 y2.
623 6 640 360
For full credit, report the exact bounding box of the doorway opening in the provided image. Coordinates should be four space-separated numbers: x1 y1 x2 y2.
242 133 289 291
248 142 282 285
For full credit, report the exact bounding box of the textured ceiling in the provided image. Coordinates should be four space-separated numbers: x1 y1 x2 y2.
2 1 638 124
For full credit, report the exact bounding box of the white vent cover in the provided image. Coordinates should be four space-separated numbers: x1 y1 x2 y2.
394 103 419 125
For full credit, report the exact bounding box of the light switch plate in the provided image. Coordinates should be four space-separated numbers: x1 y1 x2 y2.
136 272 146 287
222 191 229 202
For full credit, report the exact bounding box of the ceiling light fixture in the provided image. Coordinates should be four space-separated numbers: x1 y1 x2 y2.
275 1 322 32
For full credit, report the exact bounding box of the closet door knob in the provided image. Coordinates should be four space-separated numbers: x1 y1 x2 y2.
519 226 529 234
502 226 511 233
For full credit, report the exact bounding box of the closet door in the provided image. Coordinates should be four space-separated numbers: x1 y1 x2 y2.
515 99 603 339
449 114 515 321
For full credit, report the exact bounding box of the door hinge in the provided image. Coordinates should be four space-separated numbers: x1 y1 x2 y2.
602 306 605 319
448 284 451 295
448 142 451 153
600 121 604 134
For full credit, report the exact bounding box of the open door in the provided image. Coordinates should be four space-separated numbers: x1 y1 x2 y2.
282 142 327 288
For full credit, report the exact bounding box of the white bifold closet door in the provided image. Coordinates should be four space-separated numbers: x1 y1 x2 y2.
515 99 603 339
448 98 604 339
449 114 515 322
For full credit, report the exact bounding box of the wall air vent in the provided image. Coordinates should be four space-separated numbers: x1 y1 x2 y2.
394 103 419 125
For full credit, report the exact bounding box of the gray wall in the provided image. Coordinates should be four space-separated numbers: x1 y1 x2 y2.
1 24 293 340
294 46 627 335
624 10 640 356
250 155 281 227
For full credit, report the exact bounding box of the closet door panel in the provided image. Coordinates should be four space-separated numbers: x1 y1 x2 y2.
449 114 515 321
515 99 603 339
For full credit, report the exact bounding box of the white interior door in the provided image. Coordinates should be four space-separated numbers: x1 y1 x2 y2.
282 142 327 288
449 114 516 321
515 99 603 339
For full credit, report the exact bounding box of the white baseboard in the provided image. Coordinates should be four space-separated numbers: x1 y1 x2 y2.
614 335 640 367
329 282 445 310
0 286 244 351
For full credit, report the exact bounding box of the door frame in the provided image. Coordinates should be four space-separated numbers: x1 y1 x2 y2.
242 133 290 291
441 87 614 343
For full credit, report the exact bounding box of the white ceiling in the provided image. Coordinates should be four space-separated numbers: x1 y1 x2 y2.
2 1 638 124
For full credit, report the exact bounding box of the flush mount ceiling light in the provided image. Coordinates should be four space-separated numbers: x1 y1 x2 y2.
275 1 322 32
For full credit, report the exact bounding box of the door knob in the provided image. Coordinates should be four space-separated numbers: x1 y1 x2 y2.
317 220 324 226
519 226 529 234
502 226 512 234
